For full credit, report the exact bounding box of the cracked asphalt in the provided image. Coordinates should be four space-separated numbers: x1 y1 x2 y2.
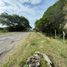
0 32 28 55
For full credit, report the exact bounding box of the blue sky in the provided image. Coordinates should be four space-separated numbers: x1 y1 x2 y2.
0 0 58 28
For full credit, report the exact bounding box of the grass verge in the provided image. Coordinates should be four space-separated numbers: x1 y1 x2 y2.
1 32 67 67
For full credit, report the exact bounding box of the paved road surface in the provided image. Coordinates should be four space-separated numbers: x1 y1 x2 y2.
0 32 28 55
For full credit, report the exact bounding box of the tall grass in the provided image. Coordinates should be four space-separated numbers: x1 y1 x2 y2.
1 32 67 67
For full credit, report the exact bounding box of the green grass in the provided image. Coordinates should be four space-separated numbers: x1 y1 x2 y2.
0 29 8 35
1 32 67 67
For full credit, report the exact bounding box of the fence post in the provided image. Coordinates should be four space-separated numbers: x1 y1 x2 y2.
55 29 57 39
63 31 65 42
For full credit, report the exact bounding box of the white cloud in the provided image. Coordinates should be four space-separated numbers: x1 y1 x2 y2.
0 0 42 28
30 0 41 5
18 0 42 5
0 0 58 27
0 0 5 7
0 0 41 16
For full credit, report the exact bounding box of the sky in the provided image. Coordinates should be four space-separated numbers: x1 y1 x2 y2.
0 0 58 28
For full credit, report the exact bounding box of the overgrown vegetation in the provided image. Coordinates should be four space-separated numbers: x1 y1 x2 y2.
35 0 67 37
1 32 67 67
0 13 31 32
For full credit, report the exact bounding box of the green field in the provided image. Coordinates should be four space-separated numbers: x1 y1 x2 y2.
1 32 67 67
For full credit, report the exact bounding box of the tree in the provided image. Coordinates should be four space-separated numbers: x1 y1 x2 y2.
35 0 65 35
0 13 31 31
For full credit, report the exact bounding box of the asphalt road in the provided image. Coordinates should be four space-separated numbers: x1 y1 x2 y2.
0 32 28 55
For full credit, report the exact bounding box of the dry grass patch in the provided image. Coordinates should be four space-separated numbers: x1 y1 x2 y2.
1 32 67 67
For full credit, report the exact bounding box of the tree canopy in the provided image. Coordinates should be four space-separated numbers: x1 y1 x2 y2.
0 13 31 31
35 0 67 36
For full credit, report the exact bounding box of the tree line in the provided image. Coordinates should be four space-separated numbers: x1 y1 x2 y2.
35 0 67 38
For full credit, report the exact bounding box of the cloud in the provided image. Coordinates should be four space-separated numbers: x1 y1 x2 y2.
19 0 42 5
0 0 58 28
0 0 5 7
0 0 42 19
29 0 42 5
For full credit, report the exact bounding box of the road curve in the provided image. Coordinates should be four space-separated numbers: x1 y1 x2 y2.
0 32 28 56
